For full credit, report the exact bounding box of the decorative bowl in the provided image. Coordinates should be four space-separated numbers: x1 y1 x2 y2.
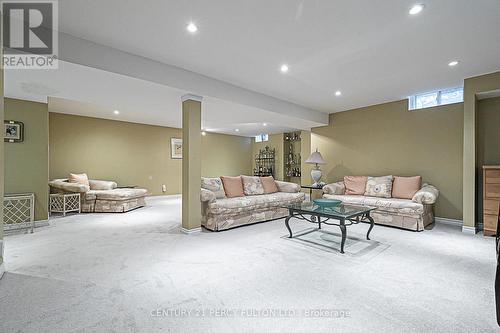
313 199 342 208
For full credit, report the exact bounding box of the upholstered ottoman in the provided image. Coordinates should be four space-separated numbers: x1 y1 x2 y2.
93 188 148 213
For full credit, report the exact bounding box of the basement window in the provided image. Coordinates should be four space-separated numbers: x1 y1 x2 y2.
408 87 463 110
255 134 269 143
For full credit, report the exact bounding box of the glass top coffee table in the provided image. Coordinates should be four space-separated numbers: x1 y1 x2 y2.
282 202 377 254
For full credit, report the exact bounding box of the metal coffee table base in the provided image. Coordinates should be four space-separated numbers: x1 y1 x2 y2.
284 211 375 254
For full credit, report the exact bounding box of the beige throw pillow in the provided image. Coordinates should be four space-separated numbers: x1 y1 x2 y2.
241 175 265 196
220 176 245 198
201 177 226 199
260 176 279 194
344 176 368 195
364 175 394 198
68 173 90 187
392 176 422 199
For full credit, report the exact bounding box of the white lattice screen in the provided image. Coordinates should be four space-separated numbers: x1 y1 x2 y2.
3 193 35 233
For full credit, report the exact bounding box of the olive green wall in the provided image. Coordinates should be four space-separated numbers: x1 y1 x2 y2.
312 99 464 220
463 71 500 228
49 113 252 195
202 132 252 177
476 96 500 221
4 98 49 221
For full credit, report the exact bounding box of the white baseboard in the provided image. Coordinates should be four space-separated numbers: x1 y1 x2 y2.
181 227 202 234
461 225 478 235
0 263 5 279
434 217 463 227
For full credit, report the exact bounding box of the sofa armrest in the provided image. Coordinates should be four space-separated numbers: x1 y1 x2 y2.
89 179 117 190
200 188 216 203
49 179 89 193
323 181 345 195
275 180 301 193
412 183 439 205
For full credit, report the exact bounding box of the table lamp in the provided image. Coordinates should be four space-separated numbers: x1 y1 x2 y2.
305 149 326 187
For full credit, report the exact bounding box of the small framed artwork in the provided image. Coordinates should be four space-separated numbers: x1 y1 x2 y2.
171 138 183 159
4 120 24 143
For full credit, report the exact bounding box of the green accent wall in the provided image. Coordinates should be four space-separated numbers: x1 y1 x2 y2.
476 96 500 221
312 99 464 220
4 98 49 221
463 71 500 228
49 112 252 195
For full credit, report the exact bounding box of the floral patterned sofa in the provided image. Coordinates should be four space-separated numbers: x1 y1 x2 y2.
49 179 148 213
323 176 439 231
200 176 305 231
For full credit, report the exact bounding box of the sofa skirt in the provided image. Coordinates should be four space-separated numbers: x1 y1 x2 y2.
202 207 290 231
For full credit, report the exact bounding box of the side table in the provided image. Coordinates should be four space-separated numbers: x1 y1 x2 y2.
301 184 325 202
50 193 81 216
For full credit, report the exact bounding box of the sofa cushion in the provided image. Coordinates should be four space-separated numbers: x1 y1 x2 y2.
364 175 393 198
323 194 424 217
260 176 279 194
69 173 90 187
201 177 226 199
344 176 367 195
208 192 305 215
94 188 148 201
392 176 422 199
241 175 265 195
221 176 245 198
89 180 118 191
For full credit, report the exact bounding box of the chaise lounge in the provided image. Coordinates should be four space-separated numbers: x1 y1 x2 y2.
49 178 148 213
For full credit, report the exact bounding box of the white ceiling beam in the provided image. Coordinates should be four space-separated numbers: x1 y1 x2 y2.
58 32 328 125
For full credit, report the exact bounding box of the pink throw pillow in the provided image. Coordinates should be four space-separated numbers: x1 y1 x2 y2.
220 176 245 198
392 176 422 199
344 176 367 195
260 176 279 194
68 173 90 187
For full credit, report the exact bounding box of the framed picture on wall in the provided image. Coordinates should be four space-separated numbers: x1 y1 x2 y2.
171 138 182 159
4 120 24 143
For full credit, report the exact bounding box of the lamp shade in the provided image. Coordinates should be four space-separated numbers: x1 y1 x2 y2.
305 150 326 165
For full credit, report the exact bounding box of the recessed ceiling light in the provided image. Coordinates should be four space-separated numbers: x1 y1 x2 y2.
201 131 207 136
335 90 342 97
280 64 289 73
187 22 198 33
113 110 120 115
235 129 240 132
409 4 424 15
263 123 268 127
448 60 459 67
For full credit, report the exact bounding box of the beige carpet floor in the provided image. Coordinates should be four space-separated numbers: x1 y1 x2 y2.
0 195 497 332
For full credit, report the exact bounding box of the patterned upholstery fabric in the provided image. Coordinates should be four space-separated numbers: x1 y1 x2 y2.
364 175 394 198
275 180 301 193
49 178 147 213
93 188 148 201
323 181 345 195
322 193 435 231
201 180 305 231
412 184 439 204
201 177 226 199
89 180 117 191
241 175 265 195
201 188 216 203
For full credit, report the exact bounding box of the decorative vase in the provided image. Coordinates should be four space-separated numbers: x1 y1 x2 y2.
311 168 322 186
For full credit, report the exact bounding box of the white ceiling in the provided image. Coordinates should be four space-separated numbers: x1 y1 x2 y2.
5 61 322 136
57 0 500 113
